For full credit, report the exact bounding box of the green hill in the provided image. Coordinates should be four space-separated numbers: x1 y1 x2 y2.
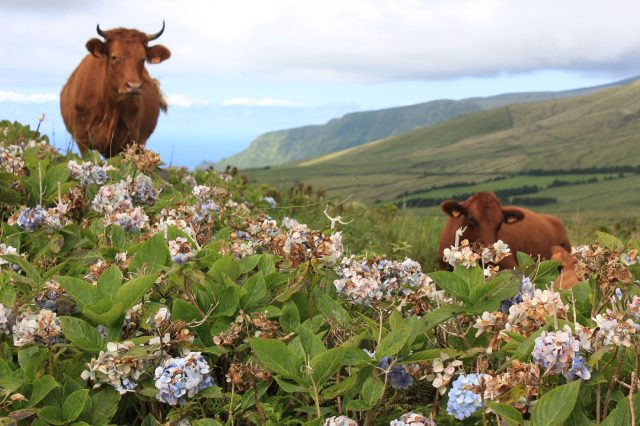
245 80 640 216
212 78 635 169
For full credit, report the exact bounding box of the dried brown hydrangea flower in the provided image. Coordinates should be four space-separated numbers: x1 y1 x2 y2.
120 143 161 172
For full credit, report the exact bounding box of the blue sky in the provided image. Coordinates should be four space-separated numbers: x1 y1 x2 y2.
1 0 639 168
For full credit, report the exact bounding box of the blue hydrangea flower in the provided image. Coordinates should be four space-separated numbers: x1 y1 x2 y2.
499 275 534 313
17 206 47 231
389 365 413 390
263 196 277 208
378 356 392 370
563 354 592 381
155 352 214 405
446 374 482 420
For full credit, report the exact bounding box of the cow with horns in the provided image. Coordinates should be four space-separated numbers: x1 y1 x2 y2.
60 22 171 158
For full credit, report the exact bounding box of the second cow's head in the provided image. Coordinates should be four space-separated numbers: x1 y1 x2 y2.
441 192 525 246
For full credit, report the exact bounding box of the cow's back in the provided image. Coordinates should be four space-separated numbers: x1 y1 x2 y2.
498 208 570 261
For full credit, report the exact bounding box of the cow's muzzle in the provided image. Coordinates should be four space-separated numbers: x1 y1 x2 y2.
120 81 142 96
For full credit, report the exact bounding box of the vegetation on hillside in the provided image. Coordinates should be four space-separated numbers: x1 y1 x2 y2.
246 81 640 216
213 77 630 170
1 120 640 426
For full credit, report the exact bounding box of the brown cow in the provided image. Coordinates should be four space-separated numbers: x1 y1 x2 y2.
438 192 571 270
551 245 581 289
60 23 171 158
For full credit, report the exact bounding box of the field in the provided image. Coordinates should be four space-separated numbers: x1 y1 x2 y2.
1 120 639 426
246 81 640 219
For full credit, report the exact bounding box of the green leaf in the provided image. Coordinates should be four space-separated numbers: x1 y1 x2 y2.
403 348 459 362
488 402 524 426
97 265 122 301
249 339 301 378
280 300 300 334
141 414 162 426
296 324 325 359
239 255 261 273
63 389 89 422
376 329 409 358
38 406 65 425
83 300 124 327
172 299 200 322
516 252 535 266
198 386 223 399
424 304 464 331
209 255 241 282
530 380 580 426
115 273 156 312
1 254 41 283
213 284 242 317
59 316 103 351
321 374 357 399
192 420 225 426
596 231 624 251
601 394 640 426
454 265 485 288
361 376 385 408
57 276 99 310
43 162 70 198
90 388 120 426
317 294 351 328
311 346 345 386
28 375 60 408
109 225 126 250
470 272 520 312
274 376 307 393
257 254 276 276
129 233 168 273
19 346 47 381
428 271 470 303
240 272 267 310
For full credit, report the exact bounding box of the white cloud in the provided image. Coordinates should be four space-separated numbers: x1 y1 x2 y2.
166 94 209 108
221 97 303 107
0 91 58 104
1 0 640 85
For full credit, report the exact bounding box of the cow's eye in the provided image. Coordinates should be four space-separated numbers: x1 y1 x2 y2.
468 218 478 228
111 55 118 62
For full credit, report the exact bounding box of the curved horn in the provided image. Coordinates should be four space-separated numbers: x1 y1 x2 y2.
146 20 165 41
96 23 108 38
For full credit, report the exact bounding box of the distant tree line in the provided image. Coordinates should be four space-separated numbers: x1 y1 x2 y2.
547 177 599 188
399 185 541 208
509 196 557 206
397 176 507 199
522 165 640 175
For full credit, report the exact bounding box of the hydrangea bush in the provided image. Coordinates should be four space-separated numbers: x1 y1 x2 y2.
0 120 639 425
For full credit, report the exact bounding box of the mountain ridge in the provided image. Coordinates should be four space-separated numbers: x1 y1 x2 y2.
244 79 640 214
209 75 639 170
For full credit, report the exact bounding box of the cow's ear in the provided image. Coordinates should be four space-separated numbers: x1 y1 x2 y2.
502 208 524 224
441 200 466 218
147 45 171 64
86 38 106 58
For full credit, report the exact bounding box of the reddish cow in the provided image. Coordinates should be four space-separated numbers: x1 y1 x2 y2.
551 245 581 289
60 23 171 158
438 192 571 270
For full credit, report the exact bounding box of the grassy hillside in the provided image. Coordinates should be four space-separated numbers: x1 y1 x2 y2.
246 81 640 216
213 77 635 169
